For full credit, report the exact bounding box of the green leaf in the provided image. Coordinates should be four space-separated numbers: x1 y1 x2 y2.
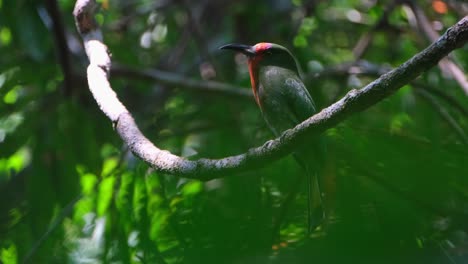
116 172 134 212
0 147 30 180
101 157 118 177
390 113 413 134
292 0 302 6
80 173 98 195
133 177 147 224
149 209 169 240
96 176 115 216
293 35 308 48
73 197 95 224
0 244 17 264
0 27 11 46
182 181 203 197
0 112 23 140
3 85 20 104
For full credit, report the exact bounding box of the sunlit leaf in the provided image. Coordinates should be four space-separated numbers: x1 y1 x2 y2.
182 181 203 197
293 35 307 48
0 147 30 179
80 173 98 195
3 85 20 104
149 209 169 240
97 176 115 216
390 113 413 134
133 177 146 224
101 157 118 177
116 172 134 212
0 27 11 46
0 244 17 264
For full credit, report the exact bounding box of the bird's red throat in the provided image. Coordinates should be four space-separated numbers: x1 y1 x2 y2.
247 43 272 107
248 56 262 107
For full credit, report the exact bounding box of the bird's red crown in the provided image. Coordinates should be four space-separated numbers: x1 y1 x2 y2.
253 42 273 53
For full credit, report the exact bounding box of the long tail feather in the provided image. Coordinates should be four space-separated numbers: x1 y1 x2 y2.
293 154 324 233
307 168 324 233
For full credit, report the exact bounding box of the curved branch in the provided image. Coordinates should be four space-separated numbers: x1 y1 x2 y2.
73 0 468 181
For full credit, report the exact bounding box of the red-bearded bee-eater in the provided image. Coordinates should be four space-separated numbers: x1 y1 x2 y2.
220 42 325 233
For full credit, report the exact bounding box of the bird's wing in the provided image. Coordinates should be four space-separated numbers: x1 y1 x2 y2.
283 76 316 123
283 75 325 166
283 76 324 232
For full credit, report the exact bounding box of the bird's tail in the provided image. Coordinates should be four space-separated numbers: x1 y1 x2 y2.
306 167 324 233
293 153 324 233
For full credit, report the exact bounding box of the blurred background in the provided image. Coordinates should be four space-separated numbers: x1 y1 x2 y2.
0 0 467 263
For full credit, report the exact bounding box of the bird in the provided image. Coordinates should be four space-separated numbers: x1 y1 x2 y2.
220 42 325 233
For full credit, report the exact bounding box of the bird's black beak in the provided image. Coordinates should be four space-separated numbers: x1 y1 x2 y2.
219 43 256 57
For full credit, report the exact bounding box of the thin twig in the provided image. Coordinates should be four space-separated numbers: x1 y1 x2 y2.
339 145 468 220
107 0 173 32
414 88 468 144
44 0 73 96
180 0 223 80
111 65 251 99
23 146 129 263
415 82 468 117
307 60 391 81
352 1 398 60
22 194 83 263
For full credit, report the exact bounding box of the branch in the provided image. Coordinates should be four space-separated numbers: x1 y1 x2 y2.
309 62 468 118
73 0 468 181
405 1 468 95
111 65 252 99
307 60 391 81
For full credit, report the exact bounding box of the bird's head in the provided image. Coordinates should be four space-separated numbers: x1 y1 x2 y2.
220 42 301 106
220 42 299 75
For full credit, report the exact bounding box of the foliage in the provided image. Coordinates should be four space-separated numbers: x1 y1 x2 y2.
0 0 467 263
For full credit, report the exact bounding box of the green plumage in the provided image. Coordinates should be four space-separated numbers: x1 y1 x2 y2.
257 65 324 232
221 42 324 233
